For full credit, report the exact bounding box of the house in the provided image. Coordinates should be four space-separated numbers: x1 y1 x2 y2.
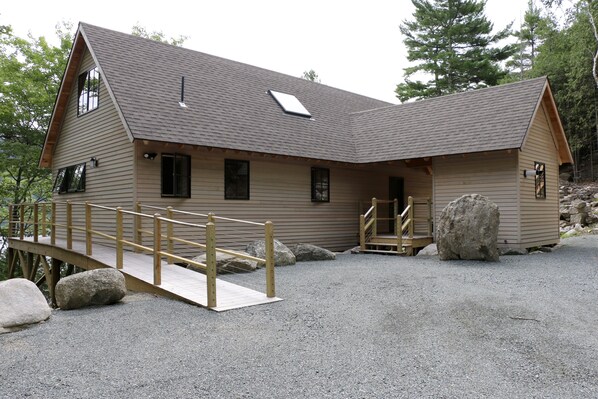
40 22 573 253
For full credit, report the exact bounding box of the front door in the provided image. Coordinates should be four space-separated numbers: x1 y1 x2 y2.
389 177 405 233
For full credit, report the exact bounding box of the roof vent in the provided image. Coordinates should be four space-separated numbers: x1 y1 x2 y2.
179 76 187 108
269 90 311 117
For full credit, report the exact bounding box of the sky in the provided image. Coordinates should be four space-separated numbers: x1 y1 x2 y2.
1 0 530 104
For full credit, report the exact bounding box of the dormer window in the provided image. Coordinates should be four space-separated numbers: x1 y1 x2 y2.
269 90 311 117
78 67 100 115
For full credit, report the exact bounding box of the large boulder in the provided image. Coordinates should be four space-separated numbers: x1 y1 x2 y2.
246 239 296 266
437 194 500 262
189 251 258 274
0 278 51 333
55 268 126 310
290 243 336 261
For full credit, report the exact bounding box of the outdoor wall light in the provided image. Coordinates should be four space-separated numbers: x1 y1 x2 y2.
144 152 157 160
523 169 543 178
90 157 99 168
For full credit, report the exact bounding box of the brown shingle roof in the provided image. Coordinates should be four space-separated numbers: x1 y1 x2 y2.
43 23 570 167
350 77 549 162
79 23 390 163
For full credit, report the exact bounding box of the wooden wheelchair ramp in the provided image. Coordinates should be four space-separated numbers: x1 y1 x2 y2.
11 237 282 312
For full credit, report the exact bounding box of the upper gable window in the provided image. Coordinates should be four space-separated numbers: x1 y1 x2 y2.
535 161 546 199
53 163 86 194
78 67 100 115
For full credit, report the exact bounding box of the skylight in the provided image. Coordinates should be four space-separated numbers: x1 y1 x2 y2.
268 90 311 117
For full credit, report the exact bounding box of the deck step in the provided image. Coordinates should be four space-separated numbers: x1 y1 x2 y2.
361 249 407 255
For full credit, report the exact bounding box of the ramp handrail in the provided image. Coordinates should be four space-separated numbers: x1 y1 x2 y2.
7 201 276 308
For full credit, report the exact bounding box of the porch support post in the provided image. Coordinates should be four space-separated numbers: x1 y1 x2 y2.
397 215 403 254
394 198 399 236
408 196 414 239
33 203 39 243
372 198 377 238
359 214 366 252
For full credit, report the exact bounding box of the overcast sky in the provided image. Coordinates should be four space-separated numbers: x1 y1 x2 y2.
2 0 530 104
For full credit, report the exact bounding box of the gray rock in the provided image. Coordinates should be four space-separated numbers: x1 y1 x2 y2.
290 243 336 261
189 251 257 274
570 213 586 226
437 194 500 262
0 278 51 333
416 243 438 257
55 268 126 310
246 239 296 266
499 247 528 256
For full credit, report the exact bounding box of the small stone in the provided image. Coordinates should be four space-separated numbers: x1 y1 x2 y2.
290 243 336 261
416 243 438 256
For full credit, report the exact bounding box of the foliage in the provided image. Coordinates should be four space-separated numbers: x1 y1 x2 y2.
396 0 516 102
0 23 72 278
533 1 598 179
301 69 321 83
132 24 188 46
504 0 553 82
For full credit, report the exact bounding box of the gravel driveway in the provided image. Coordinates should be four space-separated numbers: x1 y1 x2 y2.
1 235 598 398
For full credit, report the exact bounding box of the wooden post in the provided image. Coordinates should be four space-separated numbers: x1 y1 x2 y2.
265 221 275 298
134 202 142 253
427 198 433 237
66 200 72 249
397 215 403 253
19 204 25 240
372 197 377 238
393 198 398 236
207 212 215 223
206 222 217 307
116 207 123 269
359 214 366 251
408 196 414 239
51 258 63 307
41 203 47 237
51 202 56 245
85 202 92 256
33 203 39 242
7 248 15 278
8 204 13 238
153 214 162 285
166 206 174 264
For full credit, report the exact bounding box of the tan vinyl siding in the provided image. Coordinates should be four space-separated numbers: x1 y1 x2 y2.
135 144 432 252
51 48 135 244
519 102 560 247
432 151 520 247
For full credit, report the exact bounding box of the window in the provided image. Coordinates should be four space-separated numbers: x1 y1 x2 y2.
535 161 546 199
78 67 100 115
311 167 329 202
225 159 249 200
52 163 86 194
162 154 190 198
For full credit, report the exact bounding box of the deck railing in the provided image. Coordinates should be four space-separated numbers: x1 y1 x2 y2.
359 196 433 251
7 201 275 308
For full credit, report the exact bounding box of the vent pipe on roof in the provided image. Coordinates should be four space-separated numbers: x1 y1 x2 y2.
179 76 187 108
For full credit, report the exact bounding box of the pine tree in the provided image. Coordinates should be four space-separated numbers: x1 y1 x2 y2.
396 0 516 102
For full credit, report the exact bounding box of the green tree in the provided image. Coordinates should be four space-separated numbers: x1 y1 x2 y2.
132 24 188 46
0 23 72 278
301 69 321 83
505 0 551 81
531 5 597 179
396 0 516 102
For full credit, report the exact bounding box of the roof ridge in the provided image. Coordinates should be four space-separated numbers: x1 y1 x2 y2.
350 76 548 116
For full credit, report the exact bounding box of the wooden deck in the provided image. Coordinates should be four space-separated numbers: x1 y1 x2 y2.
9 237 282 312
